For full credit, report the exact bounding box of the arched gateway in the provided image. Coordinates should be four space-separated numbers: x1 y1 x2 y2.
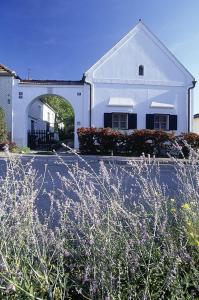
12 79 90 148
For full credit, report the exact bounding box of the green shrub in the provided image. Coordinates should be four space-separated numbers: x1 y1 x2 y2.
0 107 7 144
19 146 30 154
0 142 30 154
0 141 18 152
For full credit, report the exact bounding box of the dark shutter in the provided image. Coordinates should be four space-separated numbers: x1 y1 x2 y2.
169 115 177 130
104 113 112 128
146 114 154 129
128 113 137 129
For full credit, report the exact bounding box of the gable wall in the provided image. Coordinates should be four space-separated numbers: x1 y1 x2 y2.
94 35 188 84
86 23 194 134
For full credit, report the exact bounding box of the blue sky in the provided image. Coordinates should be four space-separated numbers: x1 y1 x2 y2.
0 0 199 111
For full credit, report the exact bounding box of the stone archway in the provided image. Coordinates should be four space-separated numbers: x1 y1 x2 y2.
27 94 75 150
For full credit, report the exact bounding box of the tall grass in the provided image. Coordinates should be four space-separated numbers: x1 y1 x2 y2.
0 150 199 299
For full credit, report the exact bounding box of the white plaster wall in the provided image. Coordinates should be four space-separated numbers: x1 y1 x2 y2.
92 83 188 134
28 99 43 120
193 118 199 134
86 23 193 85
12 82 88 148
190 89 194 132
28 99 56 131
86 22 194 135
0 76 13 134
42 104 56 126
92 30 188 84
193 119 199 134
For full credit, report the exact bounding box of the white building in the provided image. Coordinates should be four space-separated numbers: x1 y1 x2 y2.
0 21 196 148
193 114 199 134
0 64 16 139
28 99 56 132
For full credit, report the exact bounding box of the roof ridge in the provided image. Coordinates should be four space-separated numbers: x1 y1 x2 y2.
0 63 20 79
19 79 84 85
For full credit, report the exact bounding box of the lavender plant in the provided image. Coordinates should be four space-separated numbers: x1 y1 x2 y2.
0 149 199 299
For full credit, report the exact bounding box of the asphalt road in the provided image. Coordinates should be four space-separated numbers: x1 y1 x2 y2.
0 155 180 214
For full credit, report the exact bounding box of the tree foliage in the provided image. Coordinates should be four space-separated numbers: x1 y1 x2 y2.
42 95 74 124
0 107 7 144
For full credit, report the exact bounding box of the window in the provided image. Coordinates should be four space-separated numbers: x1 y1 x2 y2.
139 65 144 76
31 120 35 132
47 112 50 122
19 92 23 99
8 94 11 104
112 113 128 130
38 105 42 118
154 114 169 131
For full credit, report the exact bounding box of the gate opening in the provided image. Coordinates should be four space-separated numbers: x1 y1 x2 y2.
27 94 74 150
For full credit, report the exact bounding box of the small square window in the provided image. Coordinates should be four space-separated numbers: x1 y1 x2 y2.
77 92 81 96
19 92 23 99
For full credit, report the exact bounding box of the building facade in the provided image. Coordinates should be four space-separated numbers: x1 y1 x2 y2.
0 21 196 148
28 99 56 132
193 114 199 134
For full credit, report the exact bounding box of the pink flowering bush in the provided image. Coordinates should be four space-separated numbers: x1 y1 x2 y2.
77 127 176 156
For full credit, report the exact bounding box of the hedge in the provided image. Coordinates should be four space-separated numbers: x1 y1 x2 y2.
77 128 199 157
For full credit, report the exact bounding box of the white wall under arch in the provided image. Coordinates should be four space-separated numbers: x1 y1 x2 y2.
12 81 89 148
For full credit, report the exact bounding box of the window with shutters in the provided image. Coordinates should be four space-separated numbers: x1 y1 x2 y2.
112 113 128 130
154 114 169 131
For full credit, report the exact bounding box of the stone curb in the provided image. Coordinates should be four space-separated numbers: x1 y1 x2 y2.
0 152 193 166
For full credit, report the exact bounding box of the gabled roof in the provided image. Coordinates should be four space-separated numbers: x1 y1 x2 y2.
0 64 20 78
85 21 194 81
39 98 57 114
